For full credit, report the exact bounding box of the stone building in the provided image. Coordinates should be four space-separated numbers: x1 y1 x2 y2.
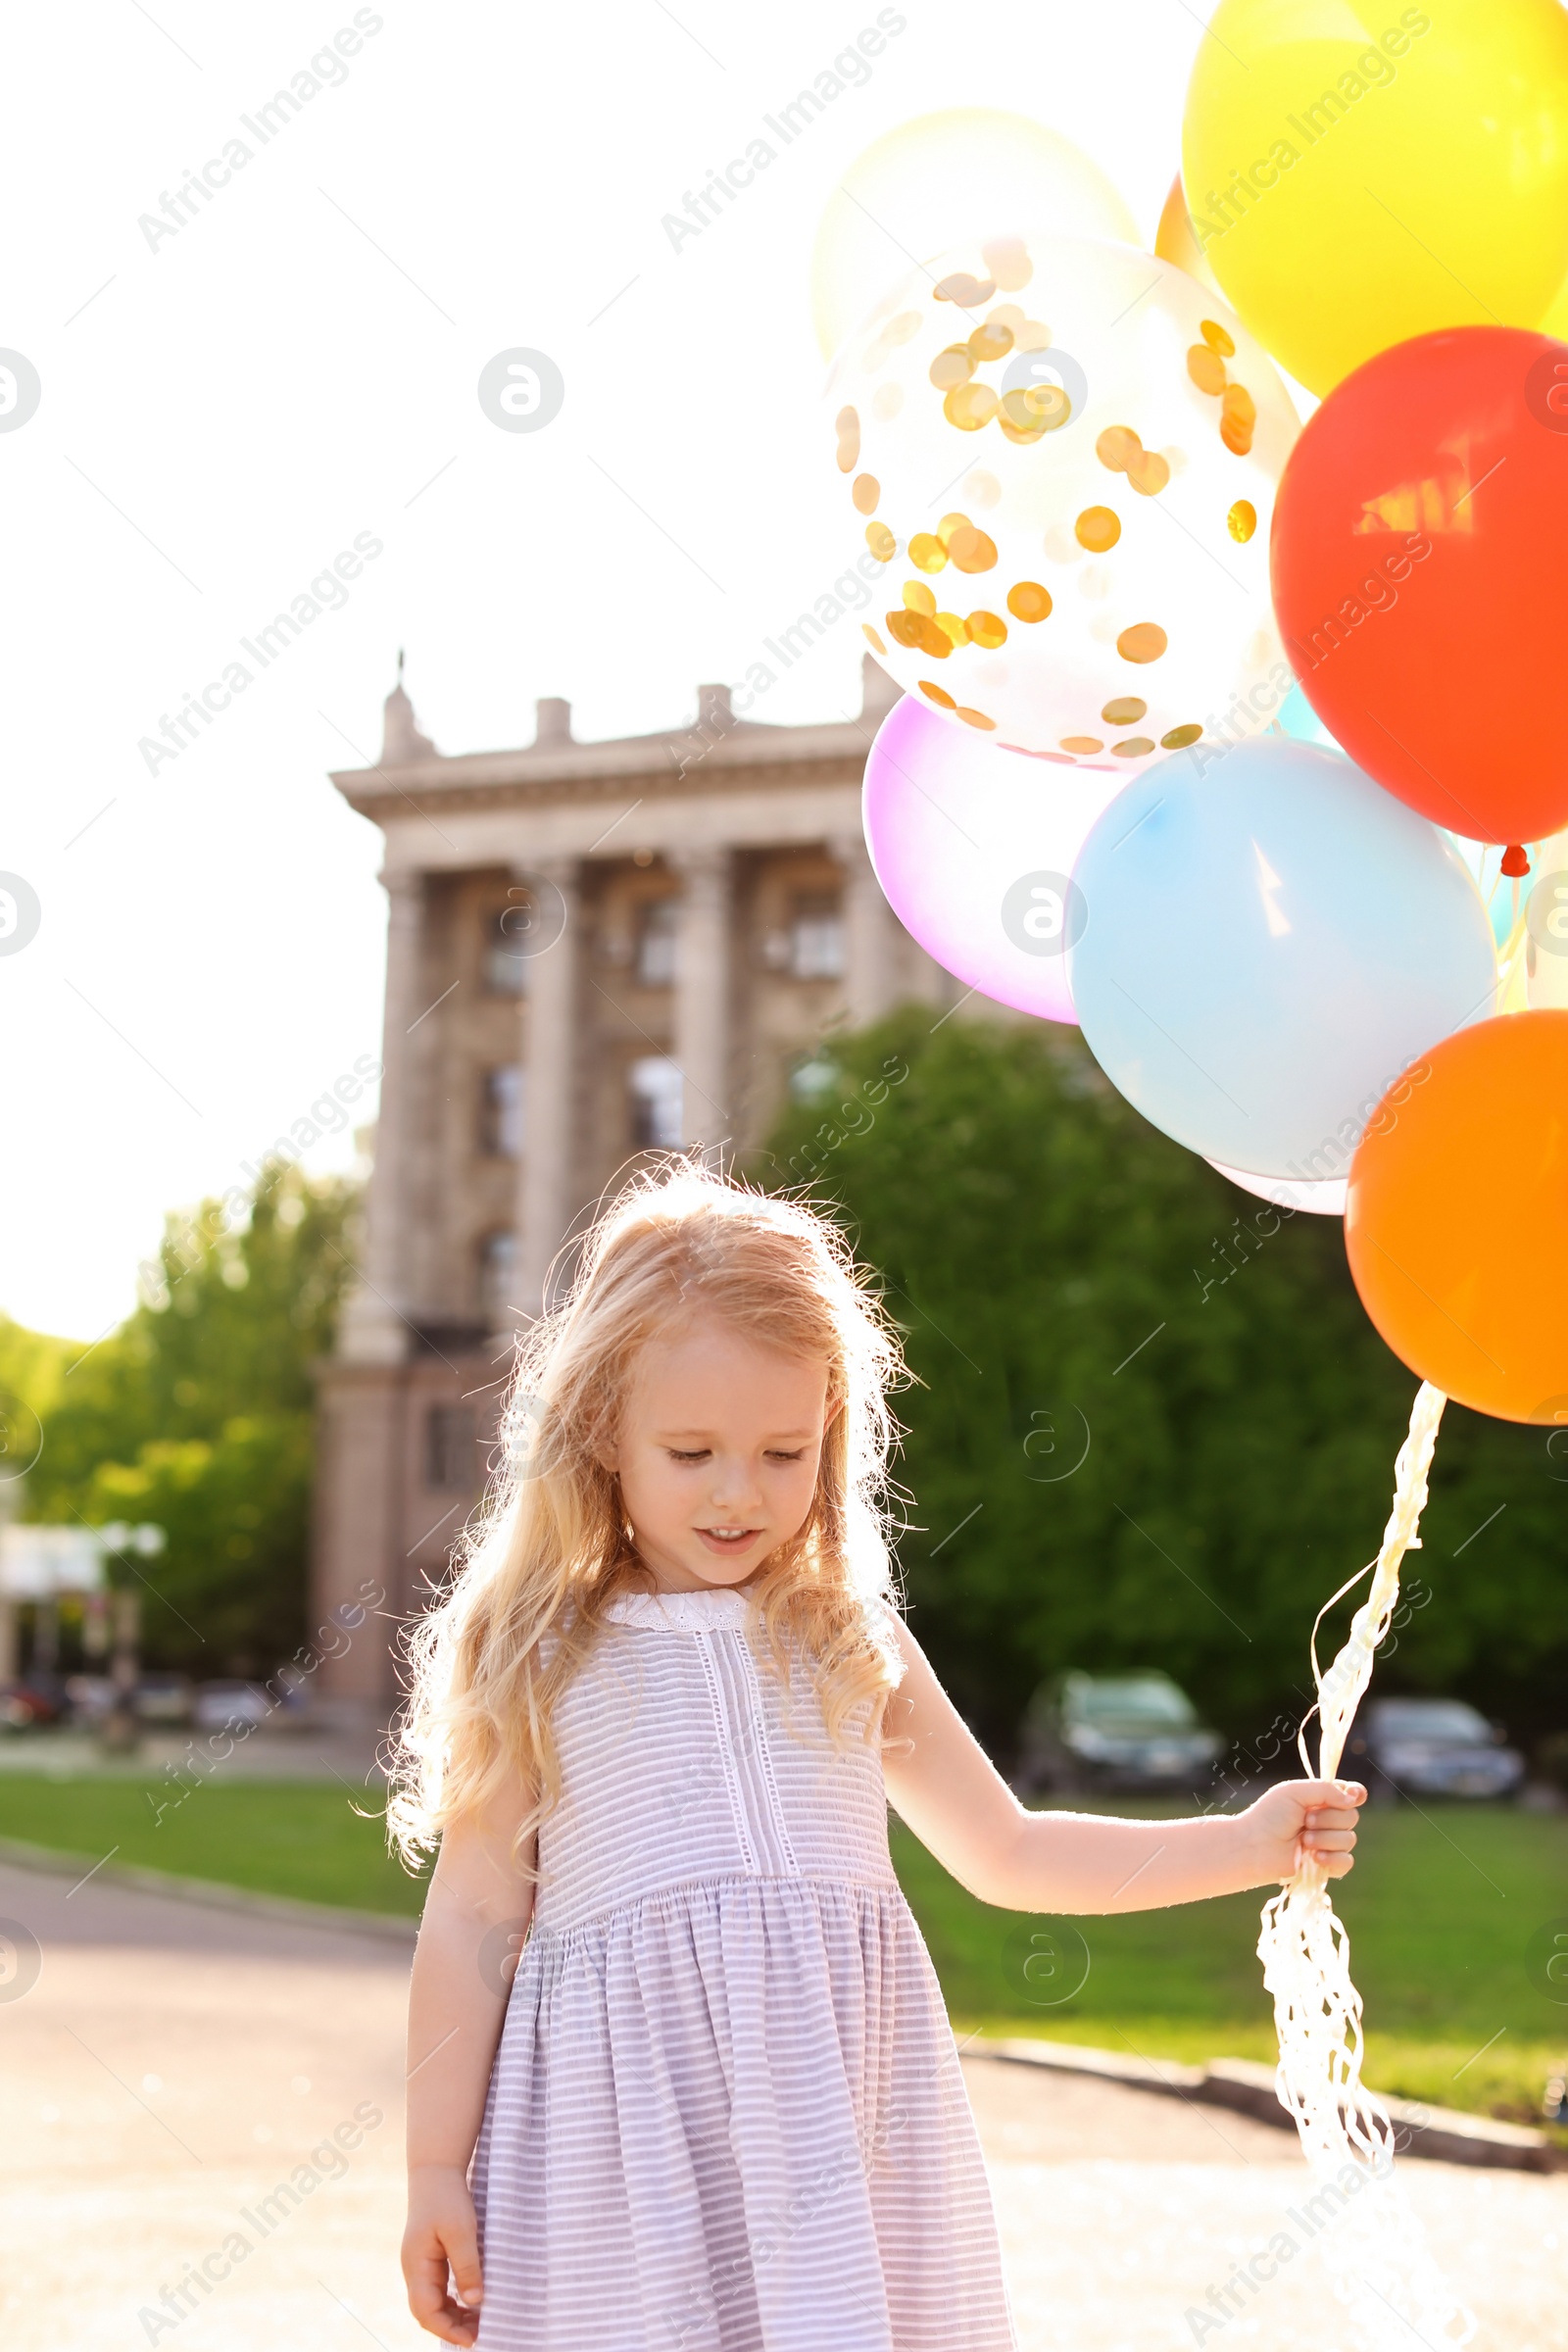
312 655 956 1717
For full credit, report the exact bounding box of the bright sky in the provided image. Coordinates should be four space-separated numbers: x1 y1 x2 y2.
2 0 1203 1343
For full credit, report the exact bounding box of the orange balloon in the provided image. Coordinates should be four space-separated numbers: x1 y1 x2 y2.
1346 1011 1568 1423
1154 173 1223 298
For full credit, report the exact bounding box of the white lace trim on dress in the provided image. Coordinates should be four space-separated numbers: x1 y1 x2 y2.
604 1587 758 1631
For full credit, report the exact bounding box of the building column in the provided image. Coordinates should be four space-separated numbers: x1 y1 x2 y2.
517 857 581 1315
338 867 424 1363
673 846 732 1150
831 829 901 1031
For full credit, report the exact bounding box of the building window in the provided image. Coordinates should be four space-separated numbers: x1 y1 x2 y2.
478 1229 517 1327
480 1064 524 1157
483 900 534 995
629 1055 684 1150
634 899 677 987
425 1406 477 1491
789 894 845 979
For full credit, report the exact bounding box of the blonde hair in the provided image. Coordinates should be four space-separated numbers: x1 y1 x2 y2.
386 1163 906 1871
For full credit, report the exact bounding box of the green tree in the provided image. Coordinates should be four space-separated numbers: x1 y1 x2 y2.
761 1014 1568 1761
27 1164 359 1675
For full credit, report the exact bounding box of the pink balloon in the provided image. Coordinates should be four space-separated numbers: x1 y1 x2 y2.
863 695 1124 1025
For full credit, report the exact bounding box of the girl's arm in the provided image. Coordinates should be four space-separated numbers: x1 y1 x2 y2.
880 1619 1363 1913
403 1776 537 2348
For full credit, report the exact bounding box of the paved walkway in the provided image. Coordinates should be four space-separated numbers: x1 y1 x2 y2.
0 1860 1562 2351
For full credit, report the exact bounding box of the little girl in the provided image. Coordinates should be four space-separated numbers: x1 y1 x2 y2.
391 1167 1362 2351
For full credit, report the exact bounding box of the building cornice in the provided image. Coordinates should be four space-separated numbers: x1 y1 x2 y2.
329 718 884 825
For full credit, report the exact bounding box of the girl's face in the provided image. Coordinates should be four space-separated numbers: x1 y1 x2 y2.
606 1317 833 1593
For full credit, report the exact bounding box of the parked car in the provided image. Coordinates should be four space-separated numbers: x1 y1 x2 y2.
193 1681 271 1733
1346 1696 1525 1800
133 1673 195 1726
0 1680 65 1733
1017 1670 1224 1794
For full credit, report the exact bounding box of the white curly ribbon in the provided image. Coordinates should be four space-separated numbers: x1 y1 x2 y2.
1257 1380 1476 2350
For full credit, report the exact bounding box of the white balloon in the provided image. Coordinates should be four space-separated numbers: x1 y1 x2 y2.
812 110 1137 363
1208 1159 1347 1218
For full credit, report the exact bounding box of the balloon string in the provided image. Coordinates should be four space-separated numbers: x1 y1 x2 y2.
1258 1382 1473 2348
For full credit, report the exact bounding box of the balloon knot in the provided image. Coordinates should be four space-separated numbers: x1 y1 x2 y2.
1500 844 1531 878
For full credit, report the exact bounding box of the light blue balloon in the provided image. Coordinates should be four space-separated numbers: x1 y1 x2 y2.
1276 683 1340 751
1067 740 1497 1183
1278 687 1520 950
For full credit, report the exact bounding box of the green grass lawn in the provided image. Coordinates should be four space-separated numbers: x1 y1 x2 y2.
0 1774 428 1918
3 1775 1564 2129
893 1806 1568 2131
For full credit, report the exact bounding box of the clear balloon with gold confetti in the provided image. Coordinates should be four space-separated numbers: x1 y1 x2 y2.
828 233 1298 770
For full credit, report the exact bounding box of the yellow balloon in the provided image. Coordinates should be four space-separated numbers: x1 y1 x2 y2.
1153 173 1223 299
1541 275 1568 345
1182 0 1568 395
811 109 1136 361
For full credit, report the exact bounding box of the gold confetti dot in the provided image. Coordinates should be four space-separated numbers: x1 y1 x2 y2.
853 473 880 514
919 680 956 708
944 381 999 431
998 415 1048 447
934 270 996 307
885 609 922 649
956 706 998 730
947 524 999 573
929 344 976 391
1097 425 1142 473
1160 723 1202 748
967 319 1014 365
982 237 1033 291
1011 318 1053 351
1076 507 1121 554
1117 622 1168 663
1024 382 1071 428
1060 736 1104 755
836 405 860 470
935 611 968 649
1006 581 1053 622
911 612 955 659
1221 382 1256 456
908 532 948 573
865 521 896 562
902 580 937 614
1102 697 1147 724
1200 319 1236 358
1187 346 1227 397
1126 449 1171 497
937 513 971 546
1112 736 1155 757
963 469 1002 510
965 610 1007 649
1228 499 1257 542
861 623 887 655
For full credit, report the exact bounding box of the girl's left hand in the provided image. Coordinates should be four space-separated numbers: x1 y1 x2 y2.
1242 1778 1367 1885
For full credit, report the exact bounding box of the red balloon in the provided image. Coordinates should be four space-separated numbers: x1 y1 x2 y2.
1272 326 1568 847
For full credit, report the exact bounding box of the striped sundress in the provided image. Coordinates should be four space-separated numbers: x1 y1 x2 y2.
470 1584 1016 2351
